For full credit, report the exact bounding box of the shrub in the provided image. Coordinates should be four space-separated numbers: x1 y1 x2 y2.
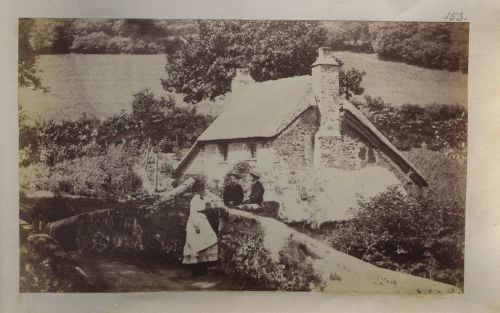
19 163 51 192
351 95 467 151
403 147 466 206
50 145 142 199
330 187 465 288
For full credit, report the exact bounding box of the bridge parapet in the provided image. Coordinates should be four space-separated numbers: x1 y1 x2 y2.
218 208 461 293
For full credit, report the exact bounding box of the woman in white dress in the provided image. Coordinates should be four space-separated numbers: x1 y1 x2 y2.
182 180 218 275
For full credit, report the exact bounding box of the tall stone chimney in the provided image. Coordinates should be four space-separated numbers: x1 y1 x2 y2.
312 47 341 134
231 68 255 92
312 47 343 169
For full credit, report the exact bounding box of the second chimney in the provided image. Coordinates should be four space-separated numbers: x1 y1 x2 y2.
312 47 344 169
231 68 255 93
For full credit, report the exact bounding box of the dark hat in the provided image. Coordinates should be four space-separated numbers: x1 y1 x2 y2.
192 179 205 192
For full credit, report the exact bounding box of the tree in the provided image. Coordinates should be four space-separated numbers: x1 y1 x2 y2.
162 21 328 103
323 21 373 53
370 22 468 72
129 89 212 150
335 58 366 100
130 89 175 145
19 19 48 91
163 21 366 103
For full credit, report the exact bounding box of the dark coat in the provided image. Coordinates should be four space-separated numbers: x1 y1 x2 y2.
223 183 244 206
244 180 265 205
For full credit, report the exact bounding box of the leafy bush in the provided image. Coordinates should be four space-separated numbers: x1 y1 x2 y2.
403 147 466 206
19 163 51 192
335 57 366 100
351 95 467 151
49 145 142 199
20 115 102 166
19 91 213 167
329 187 465 288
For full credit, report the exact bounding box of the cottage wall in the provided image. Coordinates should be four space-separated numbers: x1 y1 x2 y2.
319 120 422 194
181 106 320 184
272 107 319 169
182 141 278 185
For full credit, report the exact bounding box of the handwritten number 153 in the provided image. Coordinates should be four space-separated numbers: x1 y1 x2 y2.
444 12 466 21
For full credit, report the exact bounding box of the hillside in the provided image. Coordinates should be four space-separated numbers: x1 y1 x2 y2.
336 51 467 107
19 52 467 123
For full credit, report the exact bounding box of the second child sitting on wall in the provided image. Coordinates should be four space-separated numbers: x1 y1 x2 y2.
223 171 244 206
242 170 265 205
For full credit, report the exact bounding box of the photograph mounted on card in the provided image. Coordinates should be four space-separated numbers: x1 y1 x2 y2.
18 19 467 293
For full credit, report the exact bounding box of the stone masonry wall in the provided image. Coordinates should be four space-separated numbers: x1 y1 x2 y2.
20 220 94 292
44 191 194 259
272 107 319 169
314 117 377 170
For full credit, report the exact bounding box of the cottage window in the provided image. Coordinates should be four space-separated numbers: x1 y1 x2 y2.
248 143 257 159
367 148 376 163
219 143 229 161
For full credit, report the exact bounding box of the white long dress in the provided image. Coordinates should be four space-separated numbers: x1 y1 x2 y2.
182 194 218 264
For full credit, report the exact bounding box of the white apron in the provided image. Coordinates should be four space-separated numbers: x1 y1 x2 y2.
182 194 218 263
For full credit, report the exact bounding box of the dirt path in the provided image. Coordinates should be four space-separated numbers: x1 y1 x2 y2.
70 251 270 292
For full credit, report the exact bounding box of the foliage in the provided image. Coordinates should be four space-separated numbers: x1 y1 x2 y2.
351 95 467 151
20 222 94 292
323 21 468 73
19 163 51 192
371 22 469 73
127 89 213 147
20 115 102 166
336 57 366 100
323 21 373 53
219 211 324 291
23 19 468 74
403 147 466 206
19 90 213 167
26 18 196 55
329 187 464 288
18 19 48 91
49 145 142 199
162 20 365 103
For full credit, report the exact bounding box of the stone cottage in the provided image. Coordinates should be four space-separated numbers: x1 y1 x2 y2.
174 47 427 220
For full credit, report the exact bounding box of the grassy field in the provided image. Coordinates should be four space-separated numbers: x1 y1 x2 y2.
19 52 467 122
20 54 168 122
335 52 467 108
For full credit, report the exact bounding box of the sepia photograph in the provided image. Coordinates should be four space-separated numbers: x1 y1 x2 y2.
18 19 468 293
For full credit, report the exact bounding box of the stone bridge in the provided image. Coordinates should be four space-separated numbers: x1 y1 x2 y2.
37 182 459 293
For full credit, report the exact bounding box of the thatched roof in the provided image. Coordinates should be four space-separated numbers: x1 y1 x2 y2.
198 75 313 141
